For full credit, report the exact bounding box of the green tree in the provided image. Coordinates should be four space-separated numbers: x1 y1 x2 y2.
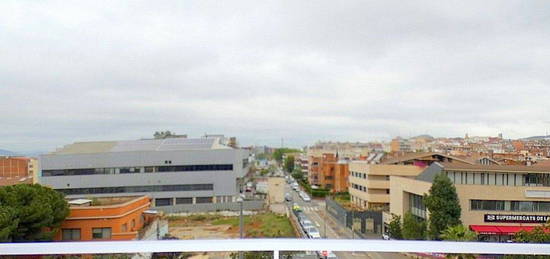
272 148 300 163
402 212 426 240
291 171 304 181
424 173 462 240
501 223 550 258
441 224 477 241
513 223 550 243
284 155 295 173
0 206 18 242
441 225 477 259
387 214 403 239
0 184 70 242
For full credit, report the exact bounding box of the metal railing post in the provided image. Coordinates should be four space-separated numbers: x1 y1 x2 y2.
273 249 279 259
239 198 244 259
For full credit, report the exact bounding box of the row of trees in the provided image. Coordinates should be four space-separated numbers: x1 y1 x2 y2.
272 148 300 163
0 184 69 242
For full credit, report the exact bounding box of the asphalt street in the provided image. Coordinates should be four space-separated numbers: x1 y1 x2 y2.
284 179 408 259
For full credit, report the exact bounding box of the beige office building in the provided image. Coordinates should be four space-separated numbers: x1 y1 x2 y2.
349 162 424 211
390 162 550 242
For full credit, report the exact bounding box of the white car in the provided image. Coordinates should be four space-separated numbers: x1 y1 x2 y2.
301 221 315 230
302 194 311 202
305 227 321 238
300 219 313 226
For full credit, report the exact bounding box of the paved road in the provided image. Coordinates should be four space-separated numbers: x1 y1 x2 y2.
284 180 408 259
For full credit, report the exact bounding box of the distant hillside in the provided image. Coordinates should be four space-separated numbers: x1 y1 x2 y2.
521 135 550 141
411 134 434 140
0 149 19 156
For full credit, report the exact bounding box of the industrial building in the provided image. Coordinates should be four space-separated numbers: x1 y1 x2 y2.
39 136 250 211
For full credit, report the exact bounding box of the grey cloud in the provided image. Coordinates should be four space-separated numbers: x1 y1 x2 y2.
1 0 549 152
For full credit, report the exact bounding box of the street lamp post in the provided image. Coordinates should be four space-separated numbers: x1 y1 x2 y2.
324 197 327 238
237 196 244 259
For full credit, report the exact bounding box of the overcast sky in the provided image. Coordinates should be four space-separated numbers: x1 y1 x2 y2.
1 0 549 153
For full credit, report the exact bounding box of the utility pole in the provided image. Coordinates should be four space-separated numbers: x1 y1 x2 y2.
238 196 244 259
324 198 327 238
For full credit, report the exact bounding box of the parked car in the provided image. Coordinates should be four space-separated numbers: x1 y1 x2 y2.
318 251 337 259
285 193 293 202
296 212 308 222
292 203 301 212
305 227 321 238
302 222 315 230
302 194 311 202
300 219 314 228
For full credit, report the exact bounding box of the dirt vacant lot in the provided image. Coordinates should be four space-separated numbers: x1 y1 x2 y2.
168 212 297 239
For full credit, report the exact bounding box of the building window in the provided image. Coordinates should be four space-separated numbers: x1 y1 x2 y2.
409 193 426 219
196 197 213 203
470 200 505 211
57 184 214 195
131 219 136 229
155 198 173 207
43 164 233 176
62 229 81 241
92 228 112 239
176 197 193 204
121 223 128 232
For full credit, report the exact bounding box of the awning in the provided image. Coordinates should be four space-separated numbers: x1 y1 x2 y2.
470 225 535 235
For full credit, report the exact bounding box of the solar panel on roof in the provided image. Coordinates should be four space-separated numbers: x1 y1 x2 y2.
108 138 216 152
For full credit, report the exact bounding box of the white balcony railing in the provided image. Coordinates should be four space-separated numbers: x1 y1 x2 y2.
1 239 550 257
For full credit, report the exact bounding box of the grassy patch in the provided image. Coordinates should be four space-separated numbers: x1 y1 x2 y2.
253 213 295 238
212 216 251 226
168 213 296 238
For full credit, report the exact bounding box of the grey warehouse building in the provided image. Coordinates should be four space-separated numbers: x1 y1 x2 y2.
39 137 251 211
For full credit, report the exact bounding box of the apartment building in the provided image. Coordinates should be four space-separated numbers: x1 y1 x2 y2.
390 163 550 242
308 156 322 186
295 154 308 175
56 196 151 241
39 137 250 211
349 162 425 211
348 152 473 211
307 153 349 192
0 156 36 185
390 137 411 153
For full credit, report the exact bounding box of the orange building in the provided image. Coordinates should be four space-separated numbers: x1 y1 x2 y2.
308 156 322 186
55 196 152 241
0 157 34 186
308 153 349 192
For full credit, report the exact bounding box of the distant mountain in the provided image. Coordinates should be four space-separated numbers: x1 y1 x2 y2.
0 149 19 156
22 150 47 157
521 135 550 141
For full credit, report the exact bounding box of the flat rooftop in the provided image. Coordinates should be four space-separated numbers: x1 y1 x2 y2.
68 196 146 207
50 137 230 155
439 162 550 173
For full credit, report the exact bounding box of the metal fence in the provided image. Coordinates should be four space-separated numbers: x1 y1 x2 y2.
153 200 265 213
325 197 383 236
